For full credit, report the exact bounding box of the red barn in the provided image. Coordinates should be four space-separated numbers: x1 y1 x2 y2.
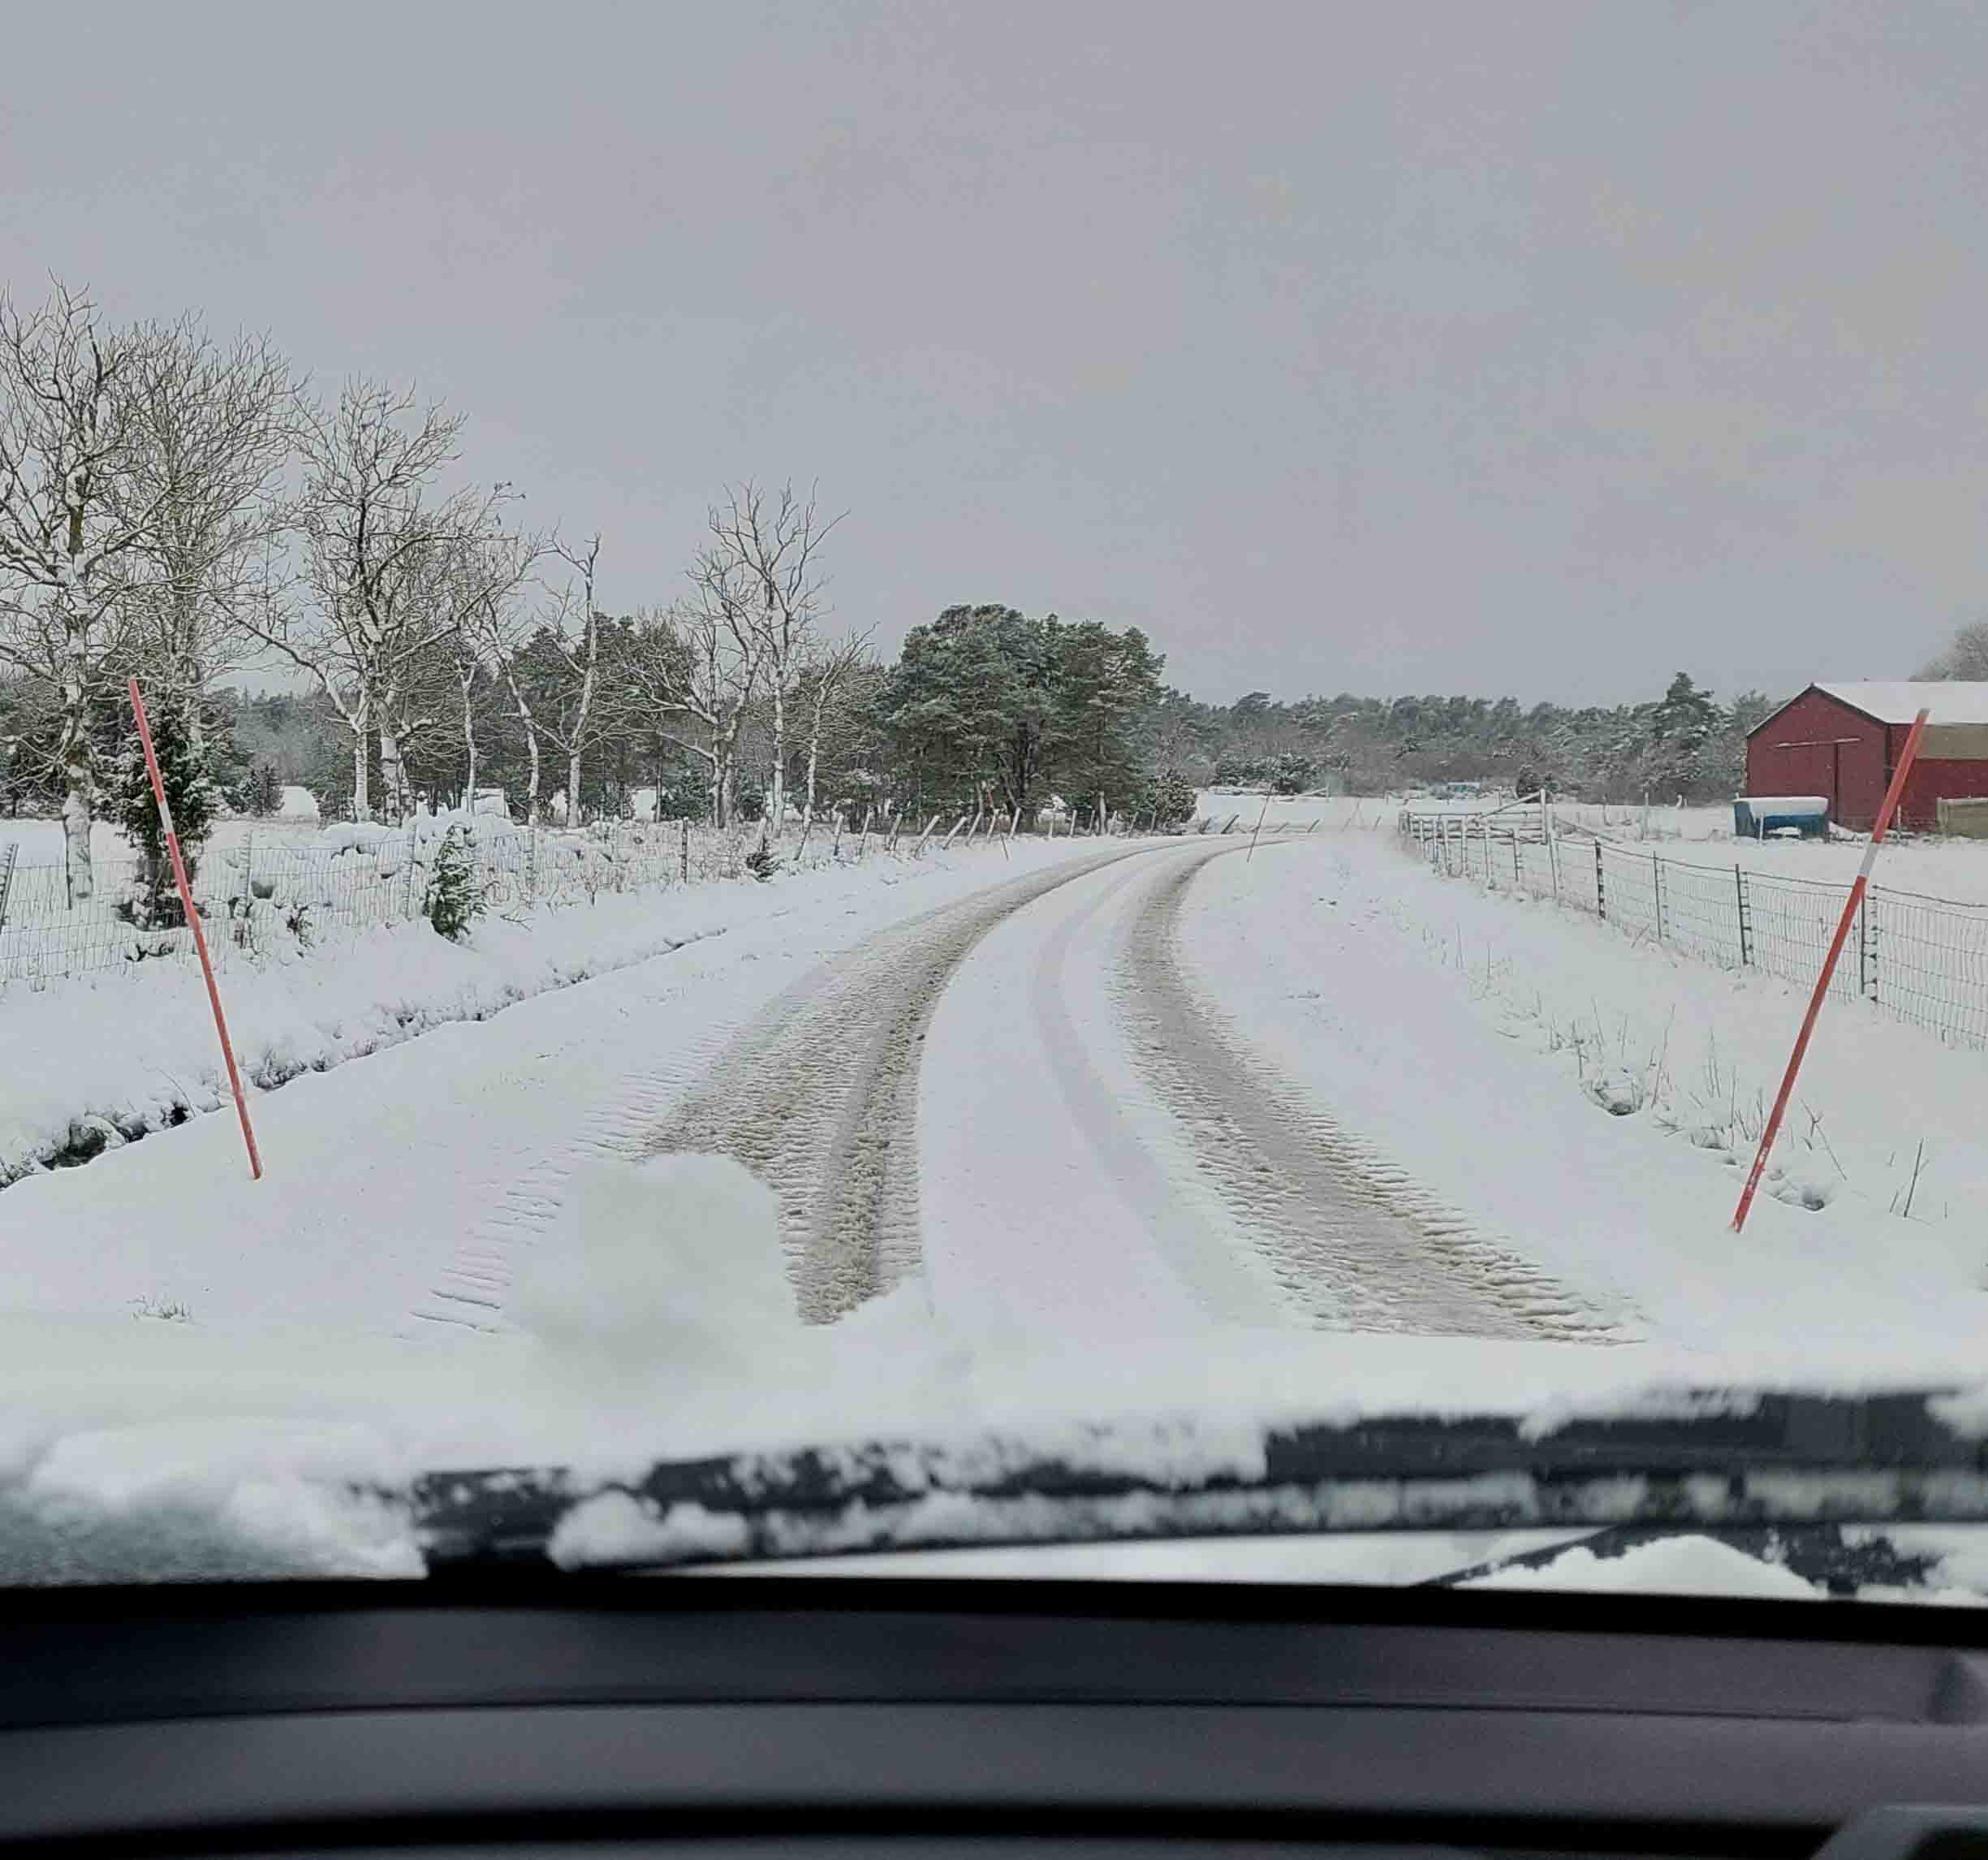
1745 682 1988 830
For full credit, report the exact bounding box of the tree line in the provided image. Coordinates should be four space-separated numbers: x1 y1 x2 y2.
15 275 1979 891
0 280 1180 907
1151 673 1777 805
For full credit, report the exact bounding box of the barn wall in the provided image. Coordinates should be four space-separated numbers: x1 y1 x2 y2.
1745 688 1887 826
1892 717 1988 830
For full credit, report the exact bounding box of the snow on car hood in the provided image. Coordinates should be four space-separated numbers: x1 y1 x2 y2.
1 1154 1984 1590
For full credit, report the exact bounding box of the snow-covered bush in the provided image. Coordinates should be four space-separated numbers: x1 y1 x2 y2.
424 825 485 939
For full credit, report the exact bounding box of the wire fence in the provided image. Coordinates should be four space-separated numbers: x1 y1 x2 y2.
0 805 1321 998
1399 807 1988 1051
0 809 981 997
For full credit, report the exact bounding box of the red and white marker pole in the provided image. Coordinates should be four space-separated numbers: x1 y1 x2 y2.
1731 707 1927 1232
128 677 262 1181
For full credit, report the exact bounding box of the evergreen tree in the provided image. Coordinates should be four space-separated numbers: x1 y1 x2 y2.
245 760 282 816
107 699 222 927
424 825 485 939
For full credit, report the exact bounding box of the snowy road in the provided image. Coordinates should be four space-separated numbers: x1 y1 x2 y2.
636 840 1606 1344
6 831 1615 1356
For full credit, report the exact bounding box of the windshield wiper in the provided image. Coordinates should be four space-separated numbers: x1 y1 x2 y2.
1422 1521 1949 1596
411 1387 1988 1577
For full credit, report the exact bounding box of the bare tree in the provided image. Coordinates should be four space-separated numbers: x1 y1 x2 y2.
619 543 765 826
794 628 874 822
0 283 164 903
240 379 511 820
523 535 619 825
446 528 540 812
123 322 300 731
704 481 840 826
1917 618 1988 681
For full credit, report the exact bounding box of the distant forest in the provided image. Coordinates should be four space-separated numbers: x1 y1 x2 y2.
1 660 1779 822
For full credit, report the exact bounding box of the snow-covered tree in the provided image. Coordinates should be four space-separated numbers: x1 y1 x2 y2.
0 283 162 904
424 823 483 939
106 695 222 926
240 379 513 822
792 628 873 821
1918 618 1988 680
617 547 767 826
705 482 839 828
122 322 298 728
518 535 621 827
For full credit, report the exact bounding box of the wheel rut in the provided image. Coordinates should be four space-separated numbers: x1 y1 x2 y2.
640 846 1153 1322
1119 844 1618 1343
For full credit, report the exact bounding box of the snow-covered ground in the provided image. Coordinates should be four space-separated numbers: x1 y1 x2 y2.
1657 826 1988 905
1178 836 1988 1362
1195 790 1378 831
2 825 1984 1589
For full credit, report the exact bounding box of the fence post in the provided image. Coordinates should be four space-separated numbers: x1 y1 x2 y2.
1861 894 1875 1001
679 816 690 883
1653 850 1665 943
0 839 14 933
1595 840 1607 922
1511 831 1521 887
403 826 420 921
1736 865 1752 966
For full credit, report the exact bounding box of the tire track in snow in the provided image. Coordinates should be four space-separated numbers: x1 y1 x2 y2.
403 1027 750 1336
1120 844 1619 1344
404 900 834 1336
636 846 1154 1324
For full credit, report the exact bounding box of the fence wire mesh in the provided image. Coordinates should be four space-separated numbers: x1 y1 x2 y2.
1399 809 1988 1051
0 809 1282 999
0 817 876 996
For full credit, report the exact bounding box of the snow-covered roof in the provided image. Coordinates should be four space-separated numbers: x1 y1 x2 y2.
1814 681 1988 725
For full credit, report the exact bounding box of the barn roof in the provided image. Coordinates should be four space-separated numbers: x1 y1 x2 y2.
1815 681 1988 725
1748 680 1988 736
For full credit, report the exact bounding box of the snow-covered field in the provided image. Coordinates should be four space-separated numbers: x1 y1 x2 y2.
1 822 1984 1587
1195 790 1381 831
1658 826 1988 906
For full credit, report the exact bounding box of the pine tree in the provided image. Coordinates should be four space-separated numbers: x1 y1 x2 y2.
245 761 282 816
424 824 485 939
108 699 222 927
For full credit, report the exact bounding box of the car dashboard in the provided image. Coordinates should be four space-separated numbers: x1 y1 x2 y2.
0 1575 1984 1858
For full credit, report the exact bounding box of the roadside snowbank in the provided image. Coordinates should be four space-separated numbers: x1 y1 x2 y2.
1175 836 1988 1363
0 839 1081 1189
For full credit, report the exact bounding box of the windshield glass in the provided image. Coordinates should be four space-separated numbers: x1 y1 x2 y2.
3 2 1987 1603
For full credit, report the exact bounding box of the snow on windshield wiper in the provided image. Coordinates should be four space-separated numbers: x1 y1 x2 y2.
411 1388 1988 1576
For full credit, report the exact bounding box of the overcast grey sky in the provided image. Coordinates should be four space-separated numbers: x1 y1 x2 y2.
4 0 1985 706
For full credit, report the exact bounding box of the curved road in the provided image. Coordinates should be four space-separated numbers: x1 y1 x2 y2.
644 841 1611 1344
